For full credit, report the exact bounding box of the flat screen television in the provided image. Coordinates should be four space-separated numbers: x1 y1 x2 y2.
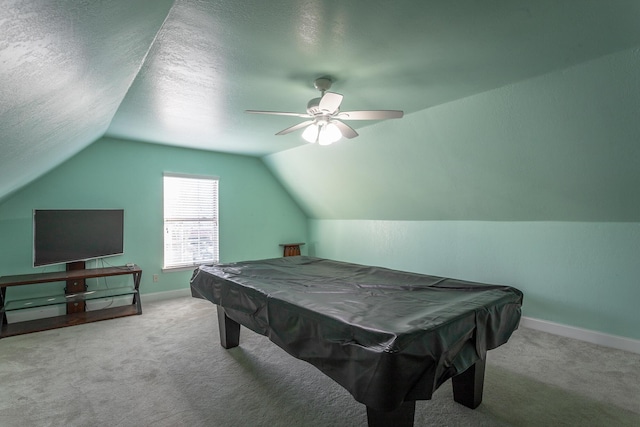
33 209 124 267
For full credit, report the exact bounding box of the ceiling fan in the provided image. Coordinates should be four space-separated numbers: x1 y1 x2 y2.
245 77 404 145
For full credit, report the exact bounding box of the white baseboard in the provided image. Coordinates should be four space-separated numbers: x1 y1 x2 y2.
520 316 640 355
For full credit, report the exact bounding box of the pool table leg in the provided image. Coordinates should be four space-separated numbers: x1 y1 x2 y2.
366 400 415 427
217 305 240 349
452 358 486 409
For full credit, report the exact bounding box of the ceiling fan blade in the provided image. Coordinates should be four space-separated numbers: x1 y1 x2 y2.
333 120 358 139
337 110 404 120
246 110 311 118
275 120 315 135
318 92 343 113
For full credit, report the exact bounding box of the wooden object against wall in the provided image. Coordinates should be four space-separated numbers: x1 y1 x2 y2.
279 243 305 257
0 264 143 338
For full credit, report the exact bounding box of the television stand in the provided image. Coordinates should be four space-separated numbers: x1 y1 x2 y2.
0 264 142 339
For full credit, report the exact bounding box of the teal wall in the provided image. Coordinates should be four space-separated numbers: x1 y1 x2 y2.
0 137 308 300
264 46 640 341
264 46 640 222
308 220 640 341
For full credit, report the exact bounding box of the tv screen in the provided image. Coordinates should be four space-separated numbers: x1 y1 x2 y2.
33 209 124 267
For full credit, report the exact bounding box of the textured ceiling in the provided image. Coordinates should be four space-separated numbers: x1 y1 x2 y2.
107 0 640 155
0 0 174 199
2 0 640 201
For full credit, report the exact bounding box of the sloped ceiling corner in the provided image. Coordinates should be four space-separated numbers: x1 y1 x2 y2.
3 0 640 217
0 0 174 203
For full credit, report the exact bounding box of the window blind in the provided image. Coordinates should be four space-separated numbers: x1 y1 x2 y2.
163 174 219 269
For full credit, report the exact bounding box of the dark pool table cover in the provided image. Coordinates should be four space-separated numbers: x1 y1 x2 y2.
190 256 523 411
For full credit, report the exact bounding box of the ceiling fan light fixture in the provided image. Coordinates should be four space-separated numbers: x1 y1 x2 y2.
318 122 342 145
247 76 403 145
302 123 320 143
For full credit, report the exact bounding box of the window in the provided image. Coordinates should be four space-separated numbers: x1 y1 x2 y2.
163 174 219 269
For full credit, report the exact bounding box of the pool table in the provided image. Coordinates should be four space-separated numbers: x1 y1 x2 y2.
190 256 523 426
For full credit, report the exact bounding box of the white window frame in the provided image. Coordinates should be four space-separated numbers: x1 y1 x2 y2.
163 173 219 270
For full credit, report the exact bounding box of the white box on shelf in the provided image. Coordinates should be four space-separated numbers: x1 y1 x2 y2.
85 294 134 311
6 305 66 324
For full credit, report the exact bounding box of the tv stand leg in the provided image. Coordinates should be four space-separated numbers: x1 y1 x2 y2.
65 261 87 314
217 306 240 349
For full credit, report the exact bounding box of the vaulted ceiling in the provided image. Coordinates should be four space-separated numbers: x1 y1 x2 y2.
2 0 640 213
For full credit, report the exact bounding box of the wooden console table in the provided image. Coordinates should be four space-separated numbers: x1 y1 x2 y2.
279 242 305 257
0 265 142 338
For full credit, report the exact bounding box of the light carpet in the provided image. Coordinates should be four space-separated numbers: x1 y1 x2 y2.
0 297 638 426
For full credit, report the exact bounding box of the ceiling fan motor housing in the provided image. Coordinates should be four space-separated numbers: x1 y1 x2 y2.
307 78 334 115
307 97 323 115
314 77 333 92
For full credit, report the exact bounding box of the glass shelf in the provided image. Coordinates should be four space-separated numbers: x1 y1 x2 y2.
1 287 138 313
